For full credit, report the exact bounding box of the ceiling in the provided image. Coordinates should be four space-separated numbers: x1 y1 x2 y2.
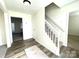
3 0 53 14
3 0 76 14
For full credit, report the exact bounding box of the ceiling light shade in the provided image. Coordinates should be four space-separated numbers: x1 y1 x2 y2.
23 0 31 5
23 2 30 6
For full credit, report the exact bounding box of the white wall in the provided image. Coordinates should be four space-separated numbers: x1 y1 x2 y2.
0 9 6 46
8 11 33 40
69 15 79 36
4 12 13 47
46 4 68 31
45 3 69 46
4 11 32 47
61 0 79 13
32 8 60 56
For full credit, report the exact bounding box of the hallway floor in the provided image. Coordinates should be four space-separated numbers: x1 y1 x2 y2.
68 35 79 57
5 38 57 58
3 35 79 58
68 35 79 51
0 45 7 58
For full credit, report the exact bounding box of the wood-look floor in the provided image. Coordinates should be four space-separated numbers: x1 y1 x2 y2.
68 35 79 57
5 35 79 58
5 38 57 58
68 35 79 51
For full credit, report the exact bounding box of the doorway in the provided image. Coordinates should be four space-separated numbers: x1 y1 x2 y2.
11 17 23 42
68 11 79 51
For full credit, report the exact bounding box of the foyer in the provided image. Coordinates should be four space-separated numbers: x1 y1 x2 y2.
0 0 79 58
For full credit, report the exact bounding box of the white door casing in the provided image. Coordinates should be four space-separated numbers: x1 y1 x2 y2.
4 13 13 48
4 11 32 48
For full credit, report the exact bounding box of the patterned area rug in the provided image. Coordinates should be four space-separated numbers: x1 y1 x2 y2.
25 45 48 58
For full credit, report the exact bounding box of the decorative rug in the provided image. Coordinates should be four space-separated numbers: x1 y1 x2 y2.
25 45 48 58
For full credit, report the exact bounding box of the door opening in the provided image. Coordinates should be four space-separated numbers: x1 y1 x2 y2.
68 11 79 55
11 17 23 42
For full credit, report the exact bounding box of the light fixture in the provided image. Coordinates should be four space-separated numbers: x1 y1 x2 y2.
23 0 31 5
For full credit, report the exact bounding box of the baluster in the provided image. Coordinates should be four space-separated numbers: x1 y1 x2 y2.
51 31 52 40
49 29 51 38
46 23 48 35
47 26 49 35
52 31 53 40
47 26 48 34
45 23 46 32
55 32 58 47
45 23 47 32
53 33 55 43
56 37 58 47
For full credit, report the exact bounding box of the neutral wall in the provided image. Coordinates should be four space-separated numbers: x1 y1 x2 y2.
69 15 79 36
8 11 33 40
32 8 60 56
46 3 68 31
4 11 32 47
0 9 6 46
61 0 79 13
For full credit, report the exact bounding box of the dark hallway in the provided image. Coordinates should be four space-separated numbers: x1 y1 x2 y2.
11 17 23 42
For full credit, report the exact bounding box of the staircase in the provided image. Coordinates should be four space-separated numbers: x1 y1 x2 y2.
45 15 65 56
45 16 79 58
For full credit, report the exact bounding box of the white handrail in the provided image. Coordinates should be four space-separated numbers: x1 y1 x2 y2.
45 15 64 32
45 20 55 31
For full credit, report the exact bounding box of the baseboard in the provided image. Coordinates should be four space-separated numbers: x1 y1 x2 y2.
0 43 7 47
23 37 35 41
